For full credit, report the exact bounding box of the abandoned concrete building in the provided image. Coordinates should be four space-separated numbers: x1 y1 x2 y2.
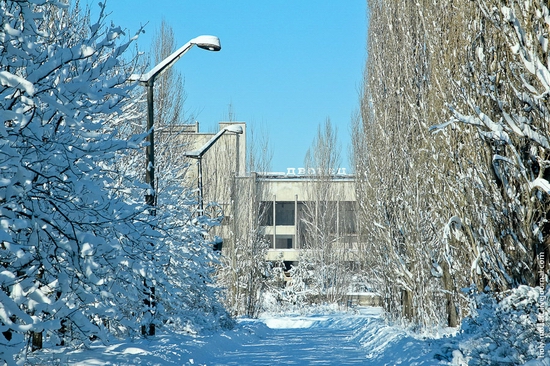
179 122 359 266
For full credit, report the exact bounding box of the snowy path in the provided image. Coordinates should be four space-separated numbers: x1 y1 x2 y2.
28 305 550 365
32 307 450 365
215 313 373 365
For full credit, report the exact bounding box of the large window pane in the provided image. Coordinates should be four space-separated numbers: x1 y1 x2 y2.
275 235 294 249
275 201 294 226
339 201 357 234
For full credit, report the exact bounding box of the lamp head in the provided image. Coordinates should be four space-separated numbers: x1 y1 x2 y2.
193 35 221 51
223 124 243 134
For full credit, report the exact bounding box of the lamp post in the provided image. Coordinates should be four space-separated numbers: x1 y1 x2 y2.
129 35 221 208
129 35 221 337
183 124 243 215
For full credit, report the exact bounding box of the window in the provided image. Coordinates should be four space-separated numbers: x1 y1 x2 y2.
339 201 357 234
275 201 295 226
275 235 294 249
259 201 273 226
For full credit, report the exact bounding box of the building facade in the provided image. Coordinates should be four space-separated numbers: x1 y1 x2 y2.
234 173 357 264
180 122 359 266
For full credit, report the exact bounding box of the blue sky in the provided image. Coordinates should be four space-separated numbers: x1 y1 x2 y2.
88 1 367 173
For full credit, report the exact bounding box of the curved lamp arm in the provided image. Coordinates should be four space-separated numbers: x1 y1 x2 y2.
184 125 243 159
129 35 221 86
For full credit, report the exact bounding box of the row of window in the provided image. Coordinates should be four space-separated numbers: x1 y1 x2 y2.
259 201 357 234
263 234 360 250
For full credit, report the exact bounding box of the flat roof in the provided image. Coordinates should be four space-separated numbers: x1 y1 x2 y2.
242 172 355 181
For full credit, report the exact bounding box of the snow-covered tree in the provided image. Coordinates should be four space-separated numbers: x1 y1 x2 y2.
359 0 550 339
0 1 160 362
104 20 231 334
0 2 231 364
357 0 478 327
436 0 550 290
288 119 354 304
218 125 275 318
151 19 187 129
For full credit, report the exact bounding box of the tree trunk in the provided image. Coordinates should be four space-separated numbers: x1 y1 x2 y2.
442 261 459 327
31 331 42 351
401 289 414 321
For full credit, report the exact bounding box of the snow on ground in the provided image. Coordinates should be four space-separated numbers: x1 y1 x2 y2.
26 304 550 365
23 308 364 364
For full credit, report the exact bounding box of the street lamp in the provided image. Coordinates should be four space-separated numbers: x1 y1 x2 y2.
183 124 243 215
129 35 221 207
129 35 221 337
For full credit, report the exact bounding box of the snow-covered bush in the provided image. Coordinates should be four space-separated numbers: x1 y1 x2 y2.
443 286 550 365
151 186 234 332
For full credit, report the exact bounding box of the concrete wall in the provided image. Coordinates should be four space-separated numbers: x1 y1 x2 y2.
257 177 356 202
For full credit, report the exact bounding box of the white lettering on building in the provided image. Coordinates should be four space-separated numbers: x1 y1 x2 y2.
285 167 348 176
